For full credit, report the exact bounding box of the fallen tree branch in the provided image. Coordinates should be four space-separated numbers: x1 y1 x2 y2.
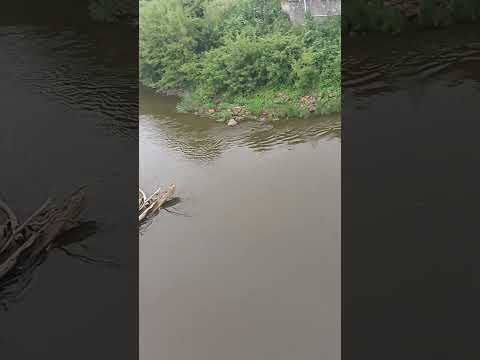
0 199 18 229
0 188 87 282
139 184 175 222
139 188 146 209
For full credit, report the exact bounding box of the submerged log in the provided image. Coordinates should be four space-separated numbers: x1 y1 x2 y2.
139 184 175 222
0 188 86 281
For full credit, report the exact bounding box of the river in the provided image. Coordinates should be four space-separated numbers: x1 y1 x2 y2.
0 16 138 360
139 86 341 360
140 22 480 359
3 10 476 360
342 24 480 357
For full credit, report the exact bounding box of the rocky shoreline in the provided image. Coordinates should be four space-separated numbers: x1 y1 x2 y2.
188 94 329 126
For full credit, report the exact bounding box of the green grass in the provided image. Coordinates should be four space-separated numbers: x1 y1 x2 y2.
177 86 339 122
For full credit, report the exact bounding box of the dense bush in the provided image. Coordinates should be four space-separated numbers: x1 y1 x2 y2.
140 0 341 117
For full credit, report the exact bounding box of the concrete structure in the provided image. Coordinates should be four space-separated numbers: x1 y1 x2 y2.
281 0 341 25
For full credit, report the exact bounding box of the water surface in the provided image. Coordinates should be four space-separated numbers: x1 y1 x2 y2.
342 24 480 358
140 87 341 360
0 19 137 359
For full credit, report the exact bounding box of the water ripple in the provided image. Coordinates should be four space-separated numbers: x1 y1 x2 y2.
140 112 340 162
343 26 480 101
0 25 138 138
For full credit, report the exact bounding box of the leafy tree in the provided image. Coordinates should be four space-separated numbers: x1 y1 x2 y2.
140 0 341 116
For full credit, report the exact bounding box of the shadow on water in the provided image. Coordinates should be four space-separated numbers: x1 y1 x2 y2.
139 196 189 235
0 220 122 311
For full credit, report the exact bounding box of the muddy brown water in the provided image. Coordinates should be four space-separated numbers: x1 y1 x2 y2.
139 86 341 360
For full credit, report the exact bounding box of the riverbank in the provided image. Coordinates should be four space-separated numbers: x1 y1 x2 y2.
140 0 340 122
175 87 340 124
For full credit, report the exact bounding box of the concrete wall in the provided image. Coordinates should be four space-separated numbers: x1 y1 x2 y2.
281 0 341 25
308 0 341 17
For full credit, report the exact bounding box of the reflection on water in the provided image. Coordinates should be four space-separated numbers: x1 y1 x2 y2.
140 89 341 360
140 87 340 162
0 220 102 310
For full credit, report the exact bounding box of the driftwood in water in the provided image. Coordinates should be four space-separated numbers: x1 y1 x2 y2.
0 188 86 281
139 188 146 209
139 184 175 222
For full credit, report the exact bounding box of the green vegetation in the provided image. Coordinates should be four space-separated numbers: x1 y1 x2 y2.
140 0 340 121
343 0 480 35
